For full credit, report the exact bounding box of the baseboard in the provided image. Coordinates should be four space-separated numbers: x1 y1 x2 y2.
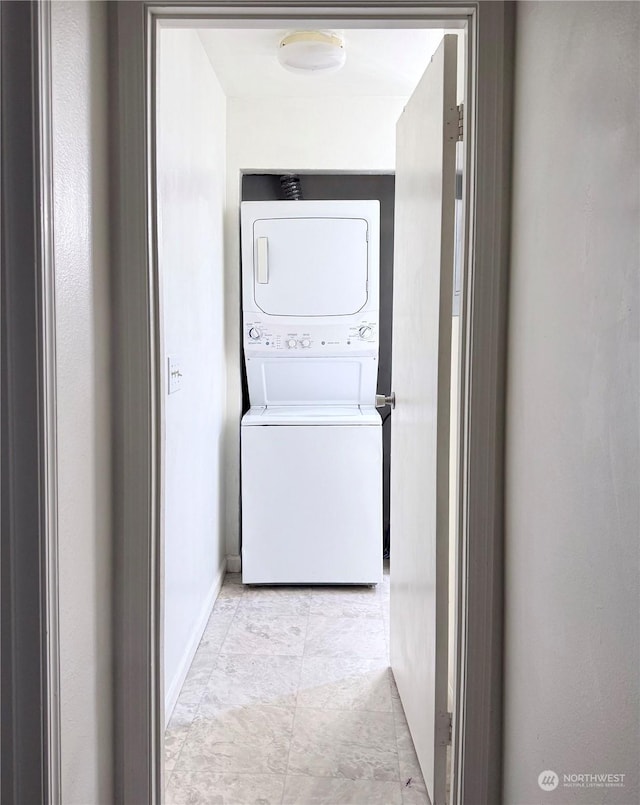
226 553 241 573
164 556 227 726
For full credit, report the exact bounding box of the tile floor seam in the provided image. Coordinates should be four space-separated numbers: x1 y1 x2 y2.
169 598 239 773
383 592 404 791
282 589 313 803
173 770 291 777
171 675 212 771
169 700 203 773
384 592 406 801
389 670 404 793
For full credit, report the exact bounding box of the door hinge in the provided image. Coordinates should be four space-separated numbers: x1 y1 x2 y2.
437 711 453 746
457 103 464 142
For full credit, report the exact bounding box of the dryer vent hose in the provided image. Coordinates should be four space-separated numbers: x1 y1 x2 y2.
280 174 303 200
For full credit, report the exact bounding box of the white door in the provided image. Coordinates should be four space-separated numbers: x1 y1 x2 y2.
390 35 458 805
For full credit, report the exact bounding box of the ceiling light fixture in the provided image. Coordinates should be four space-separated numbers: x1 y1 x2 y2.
277 31 346 74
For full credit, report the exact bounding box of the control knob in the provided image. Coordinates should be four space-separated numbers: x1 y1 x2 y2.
248 327 261 340
287 339 297 349
358 325 373 339
301 338 311 348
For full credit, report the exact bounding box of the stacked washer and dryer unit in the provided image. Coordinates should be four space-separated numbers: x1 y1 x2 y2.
240 199 382 585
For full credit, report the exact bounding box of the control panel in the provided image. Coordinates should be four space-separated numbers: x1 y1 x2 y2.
244 319 378 354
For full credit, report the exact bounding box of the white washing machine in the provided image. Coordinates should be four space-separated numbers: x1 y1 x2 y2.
240 200 382 585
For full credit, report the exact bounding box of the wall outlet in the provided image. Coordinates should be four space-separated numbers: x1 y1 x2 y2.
168 356 183 394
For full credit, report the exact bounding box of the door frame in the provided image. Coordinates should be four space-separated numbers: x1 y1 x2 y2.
110 2 513 803
1 1 61 803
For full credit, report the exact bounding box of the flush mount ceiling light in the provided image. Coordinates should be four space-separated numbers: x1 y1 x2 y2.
277 31 346 74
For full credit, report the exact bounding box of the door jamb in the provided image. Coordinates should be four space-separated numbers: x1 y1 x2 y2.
1 1 61 803
453 6 513 804
109 3 513 803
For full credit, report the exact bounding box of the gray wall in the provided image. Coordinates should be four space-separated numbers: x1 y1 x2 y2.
51 3 113 802
504 3 639 802
241 174 395 547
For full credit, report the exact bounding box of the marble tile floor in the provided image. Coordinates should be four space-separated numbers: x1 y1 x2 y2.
165 567 430 805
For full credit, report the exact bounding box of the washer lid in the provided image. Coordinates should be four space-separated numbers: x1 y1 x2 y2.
242 405 381 426
245 355 378 408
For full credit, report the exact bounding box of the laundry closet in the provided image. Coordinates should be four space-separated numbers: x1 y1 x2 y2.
157 32 464 795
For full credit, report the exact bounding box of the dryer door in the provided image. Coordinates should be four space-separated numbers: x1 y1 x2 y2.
252 217 369 316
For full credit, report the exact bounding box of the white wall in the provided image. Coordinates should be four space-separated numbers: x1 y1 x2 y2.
51 2 112 802
223 95 406 558
504 3 639 802
157 29 228 719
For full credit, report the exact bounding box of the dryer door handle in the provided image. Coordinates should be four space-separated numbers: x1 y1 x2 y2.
256 237 269 284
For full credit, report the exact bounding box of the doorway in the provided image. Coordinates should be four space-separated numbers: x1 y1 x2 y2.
110 4 512 804
157 23 461 804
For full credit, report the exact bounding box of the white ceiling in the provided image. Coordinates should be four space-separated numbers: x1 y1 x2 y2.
197 28 446 99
